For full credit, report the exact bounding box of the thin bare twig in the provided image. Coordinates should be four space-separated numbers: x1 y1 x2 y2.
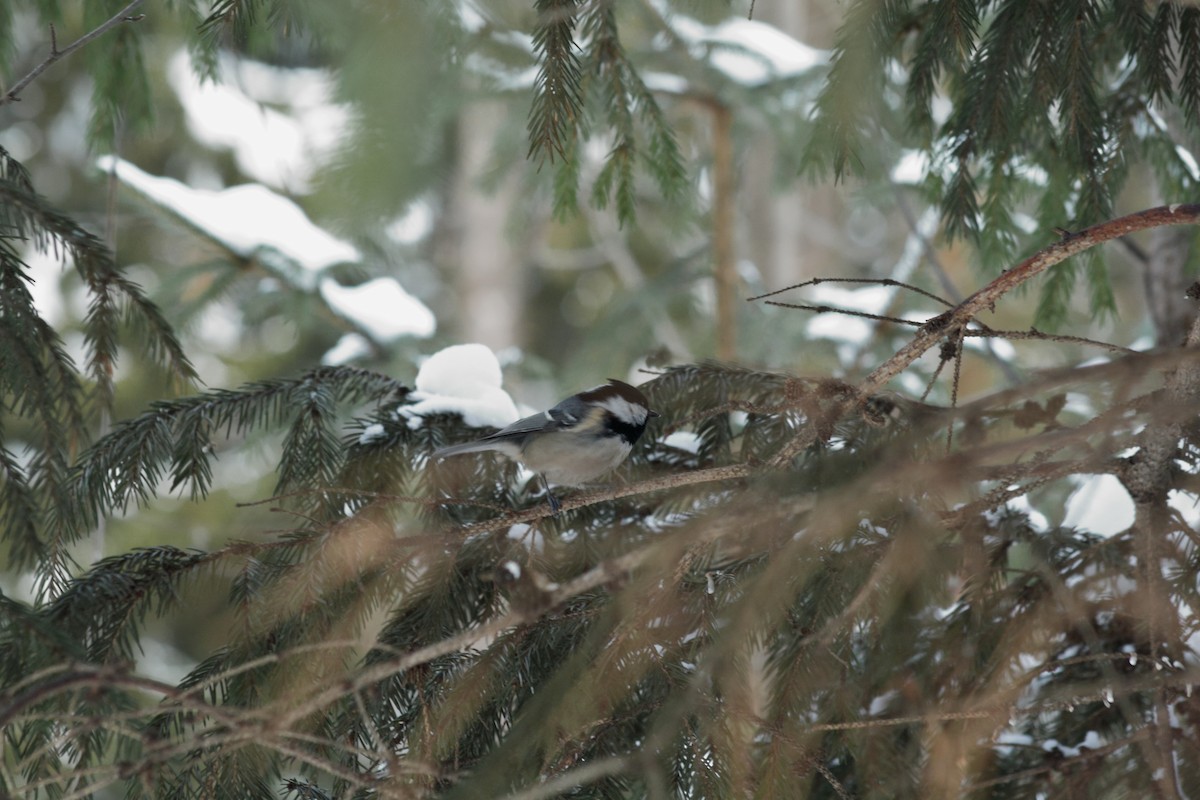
891 185 1025 385
763 299 924 327
861 205 1200 398
764 204 1200 468
919 344 952 403
966 729 1151 792
947 325 966 451
964 328 1137 355
1 0 146 106
749 275 956 308
813 760 854 800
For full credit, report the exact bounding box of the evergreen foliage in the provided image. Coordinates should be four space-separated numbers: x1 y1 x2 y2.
528 0 687 225
0 141 196 599
3 348 1199 797
806 0 1200 326
0 1 1199 799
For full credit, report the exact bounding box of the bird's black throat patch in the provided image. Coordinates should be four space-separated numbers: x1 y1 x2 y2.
605 414 647 446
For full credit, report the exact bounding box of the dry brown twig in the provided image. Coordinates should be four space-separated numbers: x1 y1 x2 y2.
1 0 146 106
764 203 1200 468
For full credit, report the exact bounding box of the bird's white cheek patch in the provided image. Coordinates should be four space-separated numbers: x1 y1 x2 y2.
597 396 646 425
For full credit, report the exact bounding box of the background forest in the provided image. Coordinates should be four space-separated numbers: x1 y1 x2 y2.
2 0 1200 798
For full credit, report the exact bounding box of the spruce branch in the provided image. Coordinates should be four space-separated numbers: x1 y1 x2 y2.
0 247 89 581
811 0 1200 319
1123 306 1200 800
198 0 263 36
0 180 197 395
443 462 755 534
580 1 688 223
527 0 584 164
0 0 146 106
47 546 214 662
0 436 40 566
11 350 1200 796
1180 8 1200 123
0 665 389 800
800 0 893 180
66 366 404 544
755 204 1200 477
261 500 789 736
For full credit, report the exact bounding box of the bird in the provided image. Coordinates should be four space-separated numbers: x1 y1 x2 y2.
433 379 657 513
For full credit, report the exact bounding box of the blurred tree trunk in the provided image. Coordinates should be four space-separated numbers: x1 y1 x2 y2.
1144 225 1194 347
712 100 736 360
743 0 839 288
440 100 523 349
1141 116 1199 348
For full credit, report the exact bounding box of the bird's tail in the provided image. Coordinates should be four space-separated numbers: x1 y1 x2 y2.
432 440 503 459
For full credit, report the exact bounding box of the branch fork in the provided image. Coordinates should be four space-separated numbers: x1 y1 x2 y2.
1 0 146 106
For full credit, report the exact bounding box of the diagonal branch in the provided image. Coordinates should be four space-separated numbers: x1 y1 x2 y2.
767 203 1200 468
860 204 1200 399
452 462 755 534
1 0 146 106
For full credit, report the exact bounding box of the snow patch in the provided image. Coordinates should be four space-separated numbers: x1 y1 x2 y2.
1063 474 1135 537
386 201 435 245
1168 490 1200 530
167 51 349 191
401 344 519 429
803 283 892 347
358 423 385 445
891 150 929 185
97 156 359 281
1174 148 1200 181
21 247 67 325
506 523 545 552
1003 494 1050 532
322 333 373 365
666 12 826 85
660 430 702 454
319 277 435 341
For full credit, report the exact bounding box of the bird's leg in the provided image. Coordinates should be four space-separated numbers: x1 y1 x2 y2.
539 474 561 515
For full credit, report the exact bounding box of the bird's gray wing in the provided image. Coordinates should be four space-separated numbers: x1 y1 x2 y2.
483 410 560 439
433 396 590 459
433 403 576 459
485 395 587 439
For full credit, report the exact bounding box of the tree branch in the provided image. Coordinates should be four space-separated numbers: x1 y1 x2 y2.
450 461 756 534
765 204 1200 468
1122 304 1200 800
861 204 1200 399
1 0 146 106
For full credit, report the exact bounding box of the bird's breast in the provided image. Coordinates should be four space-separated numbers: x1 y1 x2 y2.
519 431 633 486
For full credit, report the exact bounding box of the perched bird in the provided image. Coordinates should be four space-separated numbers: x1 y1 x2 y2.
433 379 657 513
